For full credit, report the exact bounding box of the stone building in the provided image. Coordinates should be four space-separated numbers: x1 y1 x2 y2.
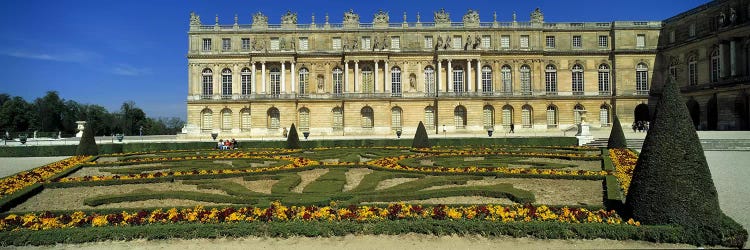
183 8 663 138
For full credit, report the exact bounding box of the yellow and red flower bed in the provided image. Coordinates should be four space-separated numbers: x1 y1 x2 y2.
0 156 90 199
0 201 638 231
609 149 638 195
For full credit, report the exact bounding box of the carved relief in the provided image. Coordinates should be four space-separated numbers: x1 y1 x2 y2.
343 9 360 24
281 10 298 24
190 12 201 26
463 9 480 24
434 8 450 24
373 10 389 24
530 8 544 23
253 12 268 25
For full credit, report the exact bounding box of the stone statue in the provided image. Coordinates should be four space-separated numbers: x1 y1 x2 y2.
352 38 359 49
373 9 389 24
444 35 451 49
409 73 416 88
190 12 202 26
436 36 444 50
290 37 296 51
494 11 498 22
381 36 389 49
719 12 726 26
464 34 472 50
279 37 286 50
512 12 517 22
317 75 324 91
434 8 450 24
729 8 737 24
343 9 359 24
251 40 258 51
253 12 268 26
281 10 298 24
463 9 480 24
530 8 544 23
474 35 481 49
416 12 421 22
372 36 380 51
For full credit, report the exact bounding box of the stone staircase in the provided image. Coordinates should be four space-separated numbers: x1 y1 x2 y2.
584 138 750 151
584 138 644 148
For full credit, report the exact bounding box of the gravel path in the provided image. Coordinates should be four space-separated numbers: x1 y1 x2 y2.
0 156 70 178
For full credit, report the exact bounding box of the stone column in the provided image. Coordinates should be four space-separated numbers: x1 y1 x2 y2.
261 61 266 93
374 60 379 92
476 59 482 92
385 60 390 93
447 60 453 92
467 59 472 92
354 60 359 92
291 61 296 93
344 60 349 92
281 61 286 93
251 62 256 93
436 60 441 92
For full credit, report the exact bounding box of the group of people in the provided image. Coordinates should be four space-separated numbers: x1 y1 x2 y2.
632 121 650 133
217 138 238 150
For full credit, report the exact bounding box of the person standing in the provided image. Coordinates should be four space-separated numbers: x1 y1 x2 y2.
510 123 515 133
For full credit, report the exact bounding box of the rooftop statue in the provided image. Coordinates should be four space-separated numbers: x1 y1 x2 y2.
343 9 360 24
190 12 201 26
281 10 298 24
530 8 544 23
463 9 479 24
253 12 268 25
373 9 389 24
434 8 450 24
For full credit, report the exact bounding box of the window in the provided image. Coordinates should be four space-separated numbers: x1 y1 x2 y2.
453 66 464 93
600 104 610 127
520 65 532 95
636 63 649 94
572 35 582 48
669 61 678 81
482 66 493 93
482 35 491 49
521 105 532 128
520 35 529 49
361 106 374 129
501 65 512 94
222 38 231 51
454 106 467 129
453 36 462 49
201 109 213 132
424 66 435 94
268 108 280 129
332 67 343 95
598 35 608 47
500 35 510 49
202 68 213 98
545 65 557 95
689 24 696 37
299 108 310 132
221 109 232 132
502 105 513 127
202 38 212 52
598 64 610 95
221 68 232 98
391 67 402 97
362 37 371 50
483 105 494 129
299 37 308 50
332 107 343 131
270 68 281 96
424 36 433 49
572 64 584 95
688 57 697 86
424 106 435 130
636 34 645 48
270 38 280 50
545 36 555 48
240 109 251 131
362 66 373 93
669 30 675 43
710 49 720 82
242 38 251 50
573 104 585 124
332 37 342 50
298 68 309 95
391 107 402 130
546 105 558 128
241 68 251 95
391 36 400 49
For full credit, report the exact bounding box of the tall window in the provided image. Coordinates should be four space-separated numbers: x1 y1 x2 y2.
453 36 462 49
520 65 531 95
201 109 213 132
573 104 585 124
636 63 649 95
240 109 251 131
546 105 558 128
500 35 510 49
362 37 371 50
424 106 435 130
572 64 584 95
299 37 309 51
202 68 213 98
482 66 493 94
710 49 720 82
270 38 280 50
299 108 310 132
391 36 400 49
242 38 250 50
483 105 494 129
572 35 582 48
482 35 491 49
361 106 374 129
598 64 610 95
545 65 557 95
689 24 696 37
332 37 342 50
502 105 513 127
636 34 645 48
501 65 512 94
599 104 610 127
424 36 433 49
391 67 402 97
391 107 402 130
241 68 251 95
520 35 530 49
688 57 697 86
202 38 212 52
268 108 280 129
332 107 343 131
299 68 309 96
545 36 555 48
270 68 281 96
598 35 608 48
221 68 232 99
424 66 435 94
362 66 373 93
453 66 464 93
222 38 231 51
521 105 532 128
221 109 232 132
332 67 343 95
454 106 467 129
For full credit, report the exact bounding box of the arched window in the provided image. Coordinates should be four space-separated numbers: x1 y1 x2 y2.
240 108 251 131
241 68 251 96
332 67 343 95
270 68 281 96
482 66 493 94
598 64 610 95
636 63 649 95
545 65 557 95
710 49 720 82
221 69 232 99
688 56 697 86
391 106 402 130
600 104 610 127
454 106 467 129
202 68 213 98
362 66 374 93
299 108 310 132
201 108 213 132
501 65 512 94
332 107 343 131
221 108 232 132
669 58 679 81
361 106 374 129
574 104 585 124
424 106 435 130
522 105 533 128
546 105 558 128
267 107 280 129
483 105 494 129
572 64 584 95
502 105 514 127
520 65 532 95
391 67 402 97
453 66 464 93
424 66 435 94
299 68 309 96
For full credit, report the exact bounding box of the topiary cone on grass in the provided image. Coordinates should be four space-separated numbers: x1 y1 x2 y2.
76 121 98 156
286 123 301 149
607 114 627 149
412 121 430 148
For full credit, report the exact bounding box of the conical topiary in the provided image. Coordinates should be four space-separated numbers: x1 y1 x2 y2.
76 121 98 156
624 77 721 229
286 123 301 149
607 114 627 149
412 121 430 148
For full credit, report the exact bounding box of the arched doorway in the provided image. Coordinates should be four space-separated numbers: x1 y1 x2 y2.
707 95 718 130
634 103 650 123
686 98 701 129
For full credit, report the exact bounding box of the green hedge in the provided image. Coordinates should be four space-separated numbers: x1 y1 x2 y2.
0 183 44 212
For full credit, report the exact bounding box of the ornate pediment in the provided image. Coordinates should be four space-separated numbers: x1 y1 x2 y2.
373 10 389 24
281 10 297 24
343 9 360 25
530 8 544 23
463 9 479 24
434 8 450 24
253 12 268 25
190 12 201 26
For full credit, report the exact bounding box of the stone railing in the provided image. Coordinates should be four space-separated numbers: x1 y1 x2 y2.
192 21 660 32
188 90 636 101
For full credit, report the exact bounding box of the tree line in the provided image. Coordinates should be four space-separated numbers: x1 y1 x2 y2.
0 91 184 137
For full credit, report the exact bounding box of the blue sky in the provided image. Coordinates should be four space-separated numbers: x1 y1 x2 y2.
0 0 710 119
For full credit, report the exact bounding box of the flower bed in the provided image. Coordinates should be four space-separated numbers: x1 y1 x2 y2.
0 156 90 199
609 149 637 195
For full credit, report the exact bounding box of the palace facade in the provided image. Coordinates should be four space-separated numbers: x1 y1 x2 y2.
183 8 662 138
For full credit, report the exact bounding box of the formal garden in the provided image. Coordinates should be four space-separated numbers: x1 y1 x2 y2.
0 81 747 247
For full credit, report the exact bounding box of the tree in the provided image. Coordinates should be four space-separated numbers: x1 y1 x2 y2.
606 114 627 149
286 123 301 149
33 91 65 132
0 96 33 133
76 121 98 156
412 121 430 148
119 101 146 135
